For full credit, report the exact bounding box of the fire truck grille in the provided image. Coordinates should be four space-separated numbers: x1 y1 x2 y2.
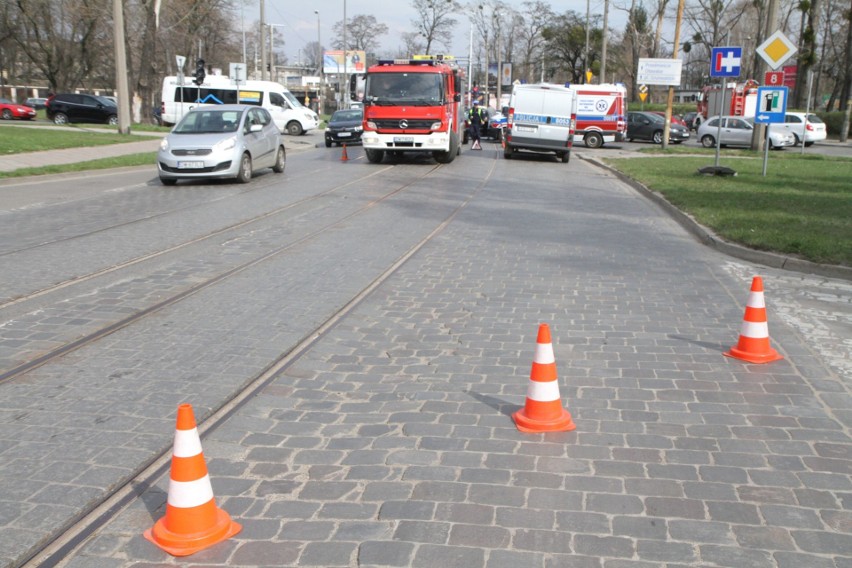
374 119 435 130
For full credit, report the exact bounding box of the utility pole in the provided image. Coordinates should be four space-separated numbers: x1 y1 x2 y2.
584 0 591 82
661 0 685 149
600 0 609 83
112 0 131 134
260 0 267 81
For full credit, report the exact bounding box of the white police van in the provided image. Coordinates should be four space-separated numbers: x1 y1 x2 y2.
504 84 577 163
160 75 319 135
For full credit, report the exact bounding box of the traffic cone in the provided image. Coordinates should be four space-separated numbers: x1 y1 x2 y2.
724 276 783 364
512 323 576 433
341 144 348 161
144 404 241 556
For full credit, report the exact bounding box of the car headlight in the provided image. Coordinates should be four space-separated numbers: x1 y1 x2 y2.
213 136 236 153
159 138 170 151
355 125 363 132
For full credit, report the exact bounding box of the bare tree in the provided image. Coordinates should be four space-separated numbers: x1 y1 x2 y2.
514 1 555 82
411 0 460 55
332 14 388 54
400 31 427 56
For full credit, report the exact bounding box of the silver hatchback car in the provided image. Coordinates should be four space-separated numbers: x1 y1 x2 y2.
158 104 286 185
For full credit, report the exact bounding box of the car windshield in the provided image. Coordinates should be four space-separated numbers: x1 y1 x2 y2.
0 98 12 104
175 109 242 134
332 110 362 121
365 72 444 105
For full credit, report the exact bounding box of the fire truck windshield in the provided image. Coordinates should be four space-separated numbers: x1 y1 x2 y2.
365 73 444 105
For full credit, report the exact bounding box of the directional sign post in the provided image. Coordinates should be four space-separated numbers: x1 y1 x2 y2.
709 47 742 168
754 86 789 176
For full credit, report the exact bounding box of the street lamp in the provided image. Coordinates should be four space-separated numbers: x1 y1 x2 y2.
342 0 348 109
315 10 322 114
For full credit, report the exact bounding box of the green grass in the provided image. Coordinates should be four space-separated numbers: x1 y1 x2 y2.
1 153 157 178
0 125 158 154
605 154 852 267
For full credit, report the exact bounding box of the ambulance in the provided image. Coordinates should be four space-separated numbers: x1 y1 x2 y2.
569 84 627 148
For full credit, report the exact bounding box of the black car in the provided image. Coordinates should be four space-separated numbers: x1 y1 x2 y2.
24 97 48 110
325 108 363 147
45 93 119 126
626 111 690 144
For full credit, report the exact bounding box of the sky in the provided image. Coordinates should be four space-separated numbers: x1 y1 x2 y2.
250 0 630 66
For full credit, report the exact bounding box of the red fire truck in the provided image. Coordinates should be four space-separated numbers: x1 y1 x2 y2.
696 79 759 123
356 55 464 164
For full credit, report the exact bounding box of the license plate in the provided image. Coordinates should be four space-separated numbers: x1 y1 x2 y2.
393 136 414 143
177 161 204 169
338 132 352 137
515 125 535 132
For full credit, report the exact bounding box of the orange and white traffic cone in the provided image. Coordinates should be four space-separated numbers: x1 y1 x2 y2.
144 404 241 556
724 276 783 364
513 323 576 433
341 144 348 161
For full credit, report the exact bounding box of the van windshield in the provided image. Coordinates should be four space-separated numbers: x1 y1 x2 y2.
366 73 444 106
281 91 304 108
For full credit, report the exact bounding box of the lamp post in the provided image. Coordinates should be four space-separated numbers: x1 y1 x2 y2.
342 0 348 109
315 10 322 114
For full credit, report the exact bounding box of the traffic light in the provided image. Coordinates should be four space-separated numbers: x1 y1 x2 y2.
193 59 206 86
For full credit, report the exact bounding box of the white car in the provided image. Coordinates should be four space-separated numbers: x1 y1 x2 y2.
697 116 795 149
157 104 286 185
779 112 827 146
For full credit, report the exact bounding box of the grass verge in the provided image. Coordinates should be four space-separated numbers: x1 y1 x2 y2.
605 153 852 267
0 125 159 154
0 153 157 178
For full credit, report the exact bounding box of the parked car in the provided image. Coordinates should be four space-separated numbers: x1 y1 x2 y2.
649 111 687 127
157 104 285 185
626 111 690 144
779 112 827 146
324 108 363 147
697 116 795 149
45 93 119 125
483 108 507 140
24 97 48 110
0 98 37 120
682 111 700 130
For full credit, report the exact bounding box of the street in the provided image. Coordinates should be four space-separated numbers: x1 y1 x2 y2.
0 138 850 568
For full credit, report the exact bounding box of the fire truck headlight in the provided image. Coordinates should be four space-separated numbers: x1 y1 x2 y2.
366 120 377 130
430 121 442 131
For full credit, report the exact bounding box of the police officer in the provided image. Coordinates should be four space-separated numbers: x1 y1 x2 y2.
468 100 486 150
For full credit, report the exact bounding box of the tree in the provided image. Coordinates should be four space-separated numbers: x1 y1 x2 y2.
332 14 388 53
514 1 556 83
541 10 601 85
411 0 460 55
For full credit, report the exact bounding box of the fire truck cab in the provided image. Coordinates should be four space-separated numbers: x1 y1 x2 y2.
696 79 759 122
357 56 463 164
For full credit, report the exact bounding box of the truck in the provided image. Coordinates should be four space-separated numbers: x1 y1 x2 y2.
696 79 759 123
503 83 577 163
160 75 319 135
568 83 627 148
355 56 464 164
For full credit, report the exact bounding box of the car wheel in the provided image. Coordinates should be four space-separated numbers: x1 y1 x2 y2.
286 121 303 136
793 134 801 146
804 141 814 147
559 151 570 163
652 130 663 144
1 109 12 120
53 112 69 125
107 115 118 126
272 145 286 173
160 177 177 186
701 135 715 148
365 149 384 164
433 131 459 164
236 153 252 183
325 139 332 148
585 132 603 149
503 145 514 159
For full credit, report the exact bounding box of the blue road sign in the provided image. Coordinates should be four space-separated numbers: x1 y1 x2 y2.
710 47 742 77
754 86 788 123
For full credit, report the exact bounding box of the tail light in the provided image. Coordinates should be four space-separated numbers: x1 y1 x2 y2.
806 123 814 131
507 107 514 128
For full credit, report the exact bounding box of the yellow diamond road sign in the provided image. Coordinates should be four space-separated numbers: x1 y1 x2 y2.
756 30 797 70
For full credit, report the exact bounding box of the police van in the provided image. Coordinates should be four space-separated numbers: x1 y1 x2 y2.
160 75 319 135
503 84 577 163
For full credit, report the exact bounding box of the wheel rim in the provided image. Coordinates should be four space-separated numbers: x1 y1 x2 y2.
241 156 251 179
2 110 11 119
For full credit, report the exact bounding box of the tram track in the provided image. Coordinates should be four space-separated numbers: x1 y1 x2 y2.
0 161 444 385
19 153 498 568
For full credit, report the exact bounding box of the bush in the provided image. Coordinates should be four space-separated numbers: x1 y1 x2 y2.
814 111 852 138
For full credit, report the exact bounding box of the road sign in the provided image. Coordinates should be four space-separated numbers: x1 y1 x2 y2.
756 30 797 70
764 71 784 86
639 84 648 94
754 86 788 123
710 47 742 77
637 58 683 86
175 55 186 70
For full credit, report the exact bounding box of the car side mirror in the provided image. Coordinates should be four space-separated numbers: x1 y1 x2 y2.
250 124 263 132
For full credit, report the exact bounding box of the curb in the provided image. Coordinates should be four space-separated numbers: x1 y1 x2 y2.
579 153 852 282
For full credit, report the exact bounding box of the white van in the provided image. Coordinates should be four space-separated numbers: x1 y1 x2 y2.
504 84 577 163
160 75 319 135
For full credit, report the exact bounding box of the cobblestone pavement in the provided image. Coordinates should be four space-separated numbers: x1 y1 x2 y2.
3 144 850 568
